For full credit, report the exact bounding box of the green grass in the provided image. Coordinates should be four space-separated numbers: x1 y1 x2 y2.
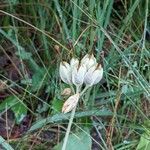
0 0 150 149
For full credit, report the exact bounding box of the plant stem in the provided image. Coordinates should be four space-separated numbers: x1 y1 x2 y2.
80 85 90 96
62 86 80 150
61 106 77 150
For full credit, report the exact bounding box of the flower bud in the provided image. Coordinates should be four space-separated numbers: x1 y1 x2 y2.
81 54 96 70
72 63 87 86
59 62 72 84
70 57 79 68
62 93 80 113
61 88 72 96
84 64 103 86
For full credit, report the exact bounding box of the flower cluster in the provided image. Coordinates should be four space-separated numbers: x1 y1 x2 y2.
59 54 103 113
59 54 103 88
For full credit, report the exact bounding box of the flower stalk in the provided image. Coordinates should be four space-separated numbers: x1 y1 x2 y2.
62 106 77 150
59 54 103 150
62 86 80 150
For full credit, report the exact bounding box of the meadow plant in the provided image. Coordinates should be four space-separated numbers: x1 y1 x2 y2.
59 54 103 150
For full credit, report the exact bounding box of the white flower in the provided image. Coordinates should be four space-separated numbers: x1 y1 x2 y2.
81 54 96 70
62 93 80 113
70 57 79 68
59 62 72 84
72 63 87 86
84 63 103 86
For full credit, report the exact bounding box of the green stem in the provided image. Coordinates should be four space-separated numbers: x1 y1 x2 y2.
62 86 80 150
70 84 75 94
62 106 77 150
80 85 90 96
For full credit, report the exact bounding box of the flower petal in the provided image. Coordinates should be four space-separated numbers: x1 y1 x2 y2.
81 54 96 70
59 62 72 84
70 57 79 68
84 64 97 86
93 68 103 85
84 64 103 86
72 64 86 86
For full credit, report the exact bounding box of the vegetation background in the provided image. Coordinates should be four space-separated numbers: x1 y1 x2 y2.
0 0 149 149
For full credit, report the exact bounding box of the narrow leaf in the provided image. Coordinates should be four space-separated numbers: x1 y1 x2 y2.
0 136 14 150
29 108 112 132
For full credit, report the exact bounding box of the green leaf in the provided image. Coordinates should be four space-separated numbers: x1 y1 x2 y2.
53 128 92 150
0 96 27 124
29 108 112 132
36 103 49 114
136 133 150 150
15 49 32 60
0 96 17 111
51 98 64 114
0 136 14 150
31 68 46 92
11 102 27 124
